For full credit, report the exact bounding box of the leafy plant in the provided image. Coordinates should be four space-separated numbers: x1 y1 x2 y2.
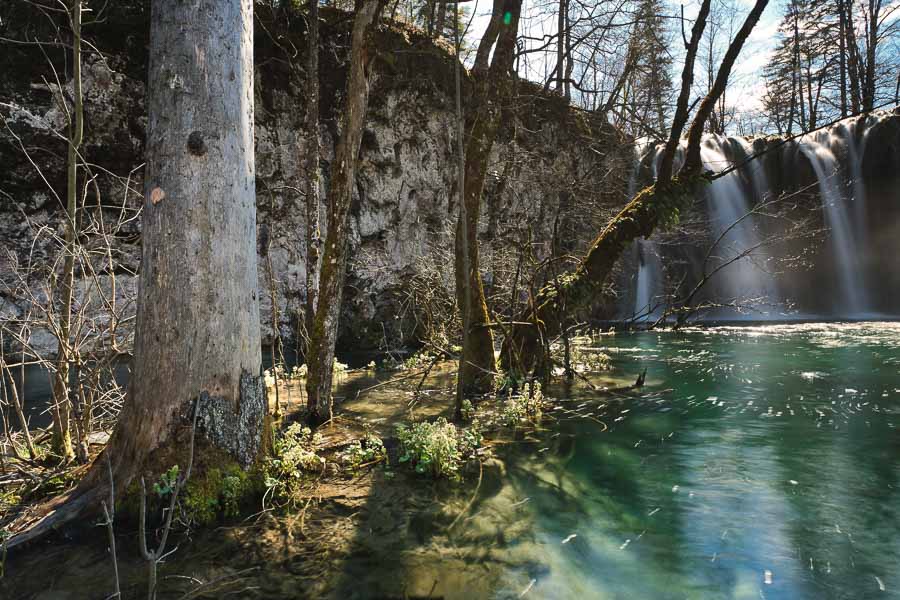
153 465 180 497
499 381 544 427
460 398 475 421
264 423 325 501
339 432 387 469
396 418 481 479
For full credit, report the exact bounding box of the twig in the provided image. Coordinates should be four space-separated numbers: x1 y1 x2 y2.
100 453 120 598
139 397 201 600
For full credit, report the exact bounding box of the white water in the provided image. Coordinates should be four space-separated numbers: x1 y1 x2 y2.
800 140 867 316
701 136 780 314
624 111 894 322
632 238 663 320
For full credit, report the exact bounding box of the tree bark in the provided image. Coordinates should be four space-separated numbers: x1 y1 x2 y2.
839 0 848 117
51 0 82 463
454 0 522 396
845 0 862 113
655 0 712 186
862 0 880 111
306 0 383 425
434 0 447 38
305 0 322 347
6 0 268 549
681 0 770 174
105 0 266 483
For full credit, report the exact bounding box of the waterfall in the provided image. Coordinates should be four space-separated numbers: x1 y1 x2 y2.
798 128 871 316
623 144 665 322
700 137 780 316
633 239 663 320
619 109 898 323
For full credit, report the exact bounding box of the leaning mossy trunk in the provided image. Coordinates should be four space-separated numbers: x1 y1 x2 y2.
501 176 707 376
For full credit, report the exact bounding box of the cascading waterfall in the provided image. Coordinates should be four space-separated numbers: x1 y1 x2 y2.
632 238 663 320
798 125 872 316
620 110 897 323
625 143 665 321
700 137 780 315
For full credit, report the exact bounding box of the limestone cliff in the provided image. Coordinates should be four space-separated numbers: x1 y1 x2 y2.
0 4 630 356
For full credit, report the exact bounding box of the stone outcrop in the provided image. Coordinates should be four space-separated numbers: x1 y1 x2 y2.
0 5 630 356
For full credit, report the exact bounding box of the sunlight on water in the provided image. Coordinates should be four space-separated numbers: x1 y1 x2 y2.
427 322 900 599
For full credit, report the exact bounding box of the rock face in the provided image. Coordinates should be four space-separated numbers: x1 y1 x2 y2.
0 5 630 356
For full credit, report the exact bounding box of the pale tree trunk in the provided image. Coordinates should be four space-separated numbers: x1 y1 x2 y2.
104 0 266 482
6 0 267 550
51 0 82 463
455 0 522 397
306 0 383 426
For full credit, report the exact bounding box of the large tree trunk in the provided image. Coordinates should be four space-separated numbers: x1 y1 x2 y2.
107 0 266 477
7 0 266 549
305 0 382 425
454 0 522 397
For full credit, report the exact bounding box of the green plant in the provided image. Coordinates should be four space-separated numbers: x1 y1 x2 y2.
460 398 475 421
569 346 611 372
181 465 257 525
396 418 482 479
397 418 461 478
457 419 483 457
499 381 544 427
500 394 527 427
339 432 387 469
263 422 325 501
153 465 180 497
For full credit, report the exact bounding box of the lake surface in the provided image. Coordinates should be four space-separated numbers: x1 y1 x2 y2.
3 322 899 599
462 321 900 599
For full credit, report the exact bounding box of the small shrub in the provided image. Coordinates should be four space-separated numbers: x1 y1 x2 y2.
153 465 180 497
339 432 387 469
264 423 325 502
457 420 483 457
570 347 611 372
499 381 544 427
460 398 475 421
396 418 481 479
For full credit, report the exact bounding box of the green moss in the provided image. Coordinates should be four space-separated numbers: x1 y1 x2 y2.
182 464 262 525
117 457 265 527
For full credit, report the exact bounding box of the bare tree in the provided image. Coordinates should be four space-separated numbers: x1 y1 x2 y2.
306 0 385 425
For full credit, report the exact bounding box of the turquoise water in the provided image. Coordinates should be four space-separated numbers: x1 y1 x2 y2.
474 322 900 599
3 322 899 599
